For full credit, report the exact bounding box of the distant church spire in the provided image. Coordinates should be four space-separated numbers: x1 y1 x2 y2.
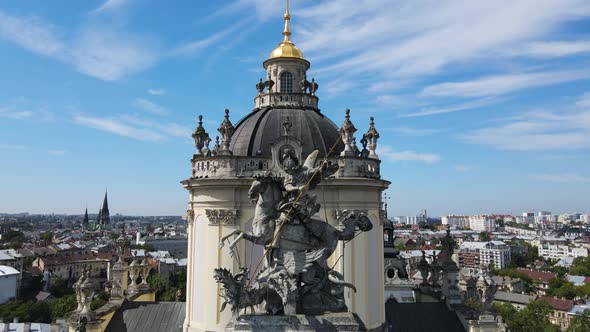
98 191 110 225
83 208 89 225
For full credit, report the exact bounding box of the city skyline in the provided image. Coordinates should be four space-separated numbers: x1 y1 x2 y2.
1 0 590 216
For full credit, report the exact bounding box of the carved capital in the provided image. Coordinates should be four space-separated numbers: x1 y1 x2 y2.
333 209 368 225
185 209 195 225
205 209 239 226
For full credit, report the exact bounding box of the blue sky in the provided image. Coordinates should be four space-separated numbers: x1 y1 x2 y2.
1 0 590 217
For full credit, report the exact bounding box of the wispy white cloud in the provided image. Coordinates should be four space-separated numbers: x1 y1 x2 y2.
402 98 496 117
132 98 169 116
148 89 166 96
531 173 590 183
576 92 590 108
290 0 590 95
171 19 251 56
0 144 26 150
73 112 191 142
391 126 443 136
0 10 157 81
378 145 441 163
73 115 165 142
0 11 65 58
463 93 590 151
454 164 471 172
510 40 590 58
0 108 33 119
422 70 590 98
48 149 66 156
71 27 158 81
93 0 129 13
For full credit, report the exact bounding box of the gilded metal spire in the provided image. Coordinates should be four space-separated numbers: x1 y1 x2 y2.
283 0 291 43
268 0 304 60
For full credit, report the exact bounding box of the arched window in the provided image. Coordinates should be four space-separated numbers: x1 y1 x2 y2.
280 71 293 93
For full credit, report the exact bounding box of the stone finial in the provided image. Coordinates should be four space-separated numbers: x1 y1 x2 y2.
115 228 129 262
417 251 431 286
363 116 380 159
338 109 357 157
217 109 235 156
71 265 96 323
212 136 220 156
192 115 210 157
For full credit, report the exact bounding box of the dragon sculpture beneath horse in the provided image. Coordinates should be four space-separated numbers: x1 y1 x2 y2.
216 149 373 317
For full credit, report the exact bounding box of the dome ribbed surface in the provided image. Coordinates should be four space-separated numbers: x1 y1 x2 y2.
230 108 343 158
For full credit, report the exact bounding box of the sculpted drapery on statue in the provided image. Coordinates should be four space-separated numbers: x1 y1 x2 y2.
217 149 372 317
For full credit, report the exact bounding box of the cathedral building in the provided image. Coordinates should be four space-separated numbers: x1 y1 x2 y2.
183 3 389 331
97 191 110 226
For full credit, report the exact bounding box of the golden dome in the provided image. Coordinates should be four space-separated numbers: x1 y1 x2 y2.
268 1 305 60
269 41 304 60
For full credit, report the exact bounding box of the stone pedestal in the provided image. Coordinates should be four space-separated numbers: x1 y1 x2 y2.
225 312 367 332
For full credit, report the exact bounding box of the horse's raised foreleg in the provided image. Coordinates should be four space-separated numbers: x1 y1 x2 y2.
220 230 241 248
228 232 245 251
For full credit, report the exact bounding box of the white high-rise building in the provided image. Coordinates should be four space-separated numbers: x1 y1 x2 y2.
459 241 511 269
468 215 496 232
441 215 469 228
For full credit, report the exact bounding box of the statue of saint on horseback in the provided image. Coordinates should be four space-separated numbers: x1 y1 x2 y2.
216 149 372 317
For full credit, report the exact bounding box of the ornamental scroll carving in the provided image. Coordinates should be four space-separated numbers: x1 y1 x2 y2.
333 209 368 225
205 209 239 226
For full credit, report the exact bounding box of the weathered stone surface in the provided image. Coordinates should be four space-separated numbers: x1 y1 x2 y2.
225 312 367 332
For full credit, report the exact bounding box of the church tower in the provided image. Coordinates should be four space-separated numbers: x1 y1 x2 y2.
82 208 89 226
183 3 389 331
98 191 110 225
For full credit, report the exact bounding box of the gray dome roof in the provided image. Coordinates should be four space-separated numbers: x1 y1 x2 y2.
230 107 344 158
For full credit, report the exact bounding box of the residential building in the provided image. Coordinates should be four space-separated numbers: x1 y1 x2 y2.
516 268 556 295
458 241 511 269
468 215 496 232
32 254 109 289
538 296 574 331
0 249 23 297
0 265 19 304
522 212 535 224
568 302 590 326
492 275 524 293
493 291 536 310
536 211 553 224
538 243 588 260
441 215 468 228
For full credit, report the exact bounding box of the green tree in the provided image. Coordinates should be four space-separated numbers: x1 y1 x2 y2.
571 257 590 276
29 301 52 323
479 231 491 242
568 309 590 332
0 230 25 249
49 294 77 319
49 276 68 298
40 232 53 242
510 300 559 332
493 302 517 324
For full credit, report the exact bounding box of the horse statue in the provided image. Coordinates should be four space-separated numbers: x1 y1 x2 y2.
220 172 284 251
216 150 374 316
